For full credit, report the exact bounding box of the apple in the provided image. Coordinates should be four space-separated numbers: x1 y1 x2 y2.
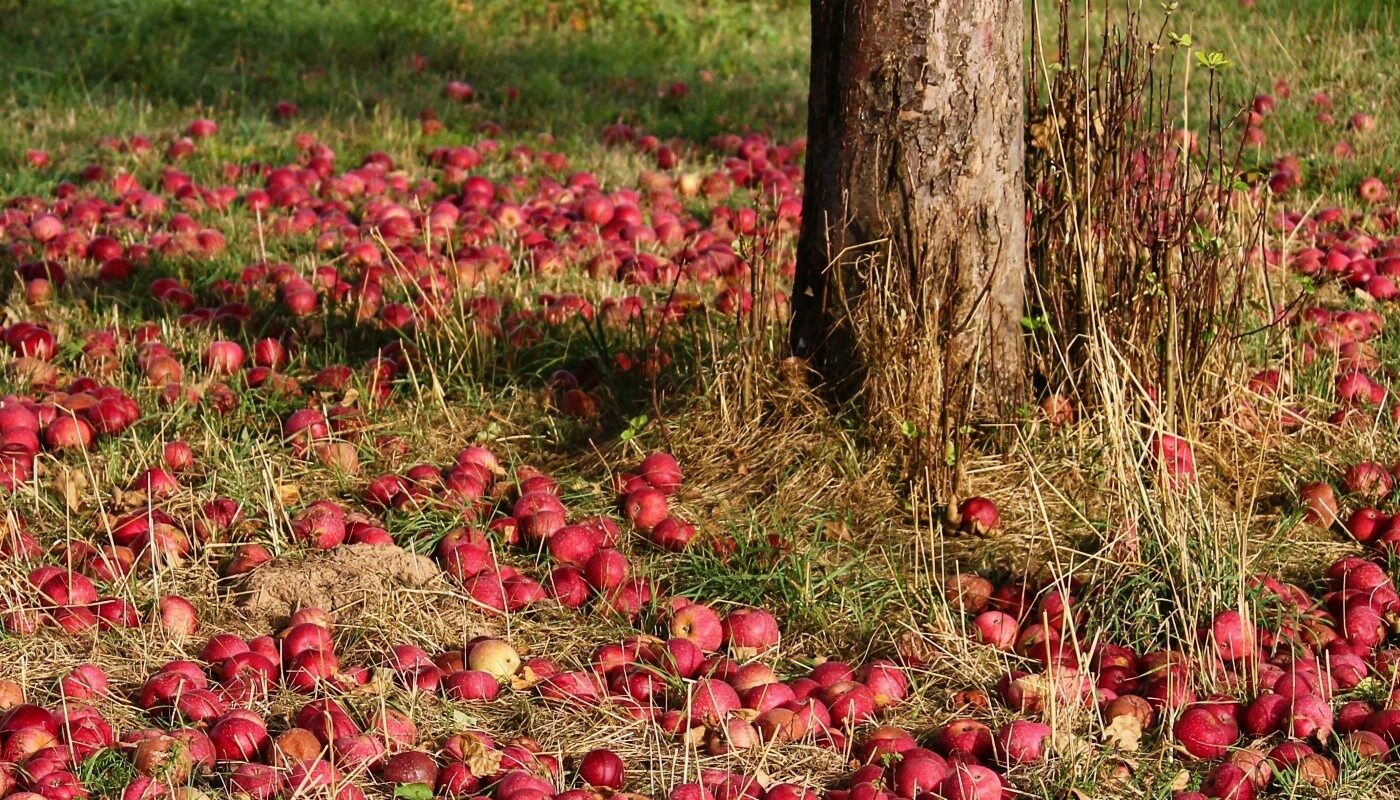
467 639 521 681
956 498 999 535
1210 610 1256 662
579 749 625 789
937 763 1002 800
995 720 1051 765
943 574 994 613
689 678 741 726
670 601 724 652
444 670 500 702
972 611 1018 649
548 525 599 566
890 753 950 799
584 549 630 592
157 596 198 638
1174 704 1239 759
624 488 669 531
639 452 683 494
722 608 780 651
382 751 439 786
1359 177 1390 204
651 517 697 551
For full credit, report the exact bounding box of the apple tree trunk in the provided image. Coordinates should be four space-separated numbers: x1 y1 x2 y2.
791 0 1027 494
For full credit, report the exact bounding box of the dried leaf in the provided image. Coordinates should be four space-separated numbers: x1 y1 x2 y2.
459 735 504 778
753 770 775 791
730 645 759 661
277 484 302 505
116 489 148 509
1169 770 1191 792
509 665 539 691
683 726 707 748
896 631 938 668
1030 116 1059 152
734 708 760 723
1013 672 1056 702
355 667 397 696
821 520 850 541
1050 730 1093 762
1102 714 1143 752
51 466 88 511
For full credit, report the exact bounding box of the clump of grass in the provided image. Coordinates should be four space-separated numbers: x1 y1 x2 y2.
76 748 142 797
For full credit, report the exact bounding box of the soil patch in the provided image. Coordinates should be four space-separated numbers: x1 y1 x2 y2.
230 544 490 648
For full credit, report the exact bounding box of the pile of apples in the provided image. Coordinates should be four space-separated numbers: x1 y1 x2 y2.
1 380 143 491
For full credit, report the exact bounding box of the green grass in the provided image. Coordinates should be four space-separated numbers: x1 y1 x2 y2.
75 748 142 797
0 0 807 170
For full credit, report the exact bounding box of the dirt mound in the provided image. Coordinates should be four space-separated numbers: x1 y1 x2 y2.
230 544 490 646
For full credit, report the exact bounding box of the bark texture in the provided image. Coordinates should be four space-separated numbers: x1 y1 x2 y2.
791 0 1027 487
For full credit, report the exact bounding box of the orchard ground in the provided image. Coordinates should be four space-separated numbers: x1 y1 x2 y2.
2 1 1400 800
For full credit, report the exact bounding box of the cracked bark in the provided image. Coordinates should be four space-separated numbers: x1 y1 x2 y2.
792 0 1026 482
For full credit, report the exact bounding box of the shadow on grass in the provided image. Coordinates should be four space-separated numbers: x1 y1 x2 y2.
0 0 807 141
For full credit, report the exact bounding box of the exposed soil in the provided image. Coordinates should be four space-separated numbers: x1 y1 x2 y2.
230 544 491 647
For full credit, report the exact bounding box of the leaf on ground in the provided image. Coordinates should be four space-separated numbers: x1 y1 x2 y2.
460 735 504 777
1013 672 1056 704
821 519 850 541
51 466 88 511
509 665 539 691
356 667 397 696
394 784 433 800
116 489 148 509
277 483 302 505
1050 729 1093 762
683 726 707 748
1103 714 1143 752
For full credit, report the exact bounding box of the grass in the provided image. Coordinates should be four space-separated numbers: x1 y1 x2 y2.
2 0 1400 798
0 0 808 174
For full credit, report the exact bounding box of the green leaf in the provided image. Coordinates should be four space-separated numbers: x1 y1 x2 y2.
1195 51 1231 70
899 420 919 439
395 784 433 800
1020 314 1051 333
1167 31 1192 47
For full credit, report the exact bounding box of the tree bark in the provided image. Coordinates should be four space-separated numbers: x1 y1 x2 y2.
791 0 1026 491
